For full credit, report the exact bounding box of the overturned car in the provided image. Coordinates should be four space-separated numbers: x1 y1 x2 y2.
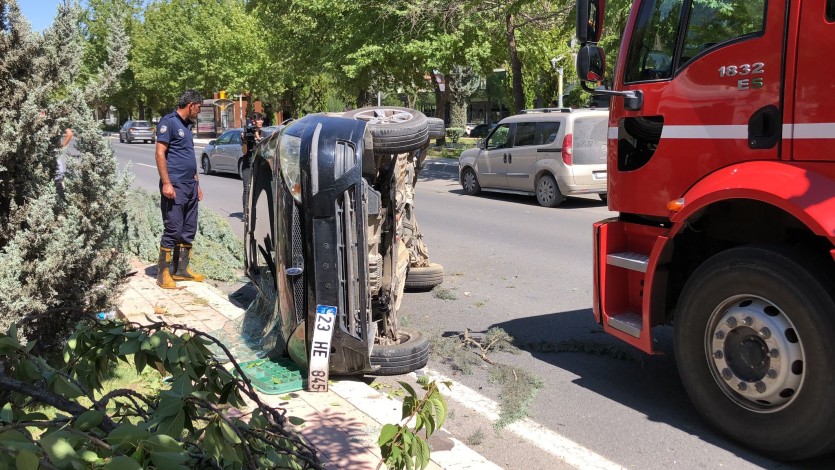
244 107 445 382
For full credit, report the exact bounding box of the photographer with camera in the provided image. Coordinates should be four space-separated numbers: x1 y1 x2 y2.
240 111 264 214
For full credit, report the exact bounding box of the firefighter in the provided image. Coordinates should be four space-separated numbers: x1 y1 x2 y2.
154 90 205 289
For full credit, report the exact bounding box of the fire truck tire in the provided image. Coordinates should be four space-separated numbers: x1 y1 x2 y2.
405 263 444 290
343 106 429 155
536 174 565 207
461 167 481 195
675 245 835 460
427 117 446 139
370 330 430 376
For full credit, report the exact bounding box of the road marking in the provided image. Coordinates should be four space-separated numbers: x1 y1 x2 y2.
135 162 156 169
417 369 627 470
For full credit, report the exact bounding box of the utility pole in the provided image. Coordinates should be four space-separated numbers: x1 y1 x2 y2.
551 57 564 108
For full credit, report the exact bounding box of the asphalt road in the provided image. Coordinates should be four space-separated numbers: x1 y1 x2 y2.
111 138 830 469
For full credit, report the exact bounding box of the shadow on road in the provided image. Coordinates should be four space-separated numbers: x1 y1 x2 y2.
492 309 833 469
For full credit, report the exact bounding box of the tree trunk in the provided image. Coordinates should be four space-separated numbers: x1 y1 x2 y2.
506 13 525 113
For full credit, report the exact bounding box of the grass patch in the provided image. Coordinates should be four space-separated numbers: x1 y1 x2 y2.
432 286 458 301
474 300 488 308
488 363 544 431
465 429 485 446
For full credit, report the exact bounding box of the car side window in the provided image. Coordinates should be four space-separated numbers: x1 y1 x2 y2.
513 123 537 147
486 124 511 150
217 132 232 145
122 121 131 129
230 131 241 145
535 122 561 145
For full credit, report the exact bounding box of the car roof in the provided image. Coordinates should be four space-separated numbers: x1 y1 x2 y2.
498 108 608 124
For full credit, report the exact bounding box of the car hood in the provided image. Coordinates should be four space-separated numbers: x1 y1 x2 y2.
459 146 480 165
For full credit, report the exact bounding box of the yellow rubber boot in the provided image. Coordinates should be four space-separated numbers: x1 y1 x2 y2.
172 243 204 282
156 247 178 289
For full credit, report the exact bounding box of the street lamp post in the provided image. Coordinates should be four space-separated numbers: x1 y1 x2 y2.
550 57 564 109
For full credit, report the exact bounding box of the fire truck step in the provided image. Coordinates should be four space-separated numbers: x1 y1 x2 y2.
607 252 649 273
607 312 642 338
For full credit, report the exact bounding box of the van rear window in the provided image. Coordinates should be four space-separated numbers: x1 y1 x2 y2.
572 117 608 165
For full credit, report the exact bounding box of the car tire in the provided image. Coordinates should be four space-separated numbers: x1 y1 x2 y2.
675 246 835 460
599 193 608 203
343 106 429 155
427 117 446 140
461 167 481 195
536 174 564 207
405 263 444 290
119 134 124 143
151 139 156 144
237 159 245 180
201 155 212 175
126 135 132 144
370 330 430 376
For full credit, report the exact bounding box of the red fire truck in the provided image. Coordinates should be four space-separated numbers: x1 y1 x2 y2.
575 0 835 460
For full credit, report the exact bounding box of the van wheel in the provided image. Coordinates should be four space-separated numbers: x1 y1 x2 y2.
599 193 608 203
343 106 429 155
536 174 564 207
675 246 835 459
461 168 481 195
405 263 444 290
370 330 429 376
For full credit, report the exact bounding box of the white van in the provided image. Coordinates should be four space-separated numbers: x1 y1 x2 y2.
458 108 608 207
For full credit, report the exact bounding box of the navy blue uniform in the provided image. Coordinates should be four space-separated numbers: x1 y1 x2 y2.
157 111 198 249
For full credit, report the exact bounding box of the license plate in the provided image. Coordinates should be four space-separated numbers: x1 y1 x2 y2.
308 305 336 392
593 171 607 180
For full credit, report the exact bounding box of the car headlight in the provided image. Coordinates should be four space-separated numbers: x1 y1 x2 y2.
279 132 302 202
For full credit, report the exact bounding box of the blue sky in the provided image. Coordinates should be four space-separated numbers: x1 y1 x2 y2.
18 1 78 32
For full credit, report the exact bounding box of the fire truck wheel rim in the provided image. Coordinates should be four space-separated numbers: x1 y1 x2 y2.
706 295 804 412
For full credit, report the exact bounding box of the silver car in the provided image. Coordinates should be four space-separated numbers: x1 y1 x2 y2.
200 128 245 178
119 120 155 144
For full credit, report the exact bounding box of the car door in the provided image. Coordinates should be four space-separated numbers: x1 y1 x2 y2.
505 121 540 191
120 121 131 141
219 130 242 172
212 131 233 171
475 123 512 189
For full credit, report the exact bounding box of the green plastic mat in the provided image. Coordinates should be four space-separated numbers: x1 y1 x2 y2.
236 357 307 394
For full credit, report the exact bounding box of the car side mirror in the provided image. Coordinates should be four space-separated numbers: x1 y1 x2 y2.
208 140 217 145
477 138 485 149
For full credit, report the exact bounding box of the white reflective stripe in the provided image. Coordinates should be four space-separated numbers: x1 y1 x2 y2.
782 123 793 140
790 123 835 139
608 126 618 139
661 125 748 139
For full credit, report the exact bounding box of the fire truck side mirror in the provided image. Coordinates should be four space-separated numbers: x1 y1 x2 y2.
576 0 604 43
577 44 606 83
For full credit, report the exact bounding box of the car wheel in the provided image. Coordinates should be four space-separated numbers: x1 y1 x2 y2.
599 193 608 203
201 155 212 175
461 167 481 195
119 134 124 143
343 106 429 154
151 139 156 144
126 135 132 144
237 159 244 180
370 330 429 376
427 117 446 140
405 263 444 290
536 174 564 207
675 246 835 460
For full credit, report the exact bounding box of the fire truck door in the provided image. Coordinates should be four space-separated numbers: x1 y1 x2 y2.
612 0 786 217
786 2 835 162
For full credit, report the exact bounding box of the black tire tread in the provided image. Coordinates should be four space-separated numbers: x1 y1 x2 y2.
370 330 430 376
343 106 429 154
427 117 446 139
405 263 444 289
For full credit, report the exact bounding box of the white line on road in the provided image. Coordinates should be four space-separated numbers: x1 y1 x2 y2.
417 369 627 470
135 163 156 169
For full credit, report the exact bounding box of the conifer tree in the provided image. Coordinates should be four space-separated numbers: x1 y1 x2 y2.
0 0 131 353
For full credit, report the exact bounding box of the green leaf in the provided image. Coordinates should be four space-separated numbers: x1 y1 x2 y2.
377 423 399 446
74 410 105 431
287 416 306 426
103 455 142 469
1 403 13 423
107 423 150 449
150 451 190 470
53 375 84 399
398 381 417 399
416 437 431 469
15 450 39 470
219 421 241 444
79 449 100 463
148 434 183 453
118 338 141 355
40 434 80 466
156 410 185 438
0 336 19 354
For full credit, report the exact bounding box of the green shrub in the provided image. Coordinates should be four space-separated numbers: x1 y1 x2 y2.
120 189 244 282
445 127 466 144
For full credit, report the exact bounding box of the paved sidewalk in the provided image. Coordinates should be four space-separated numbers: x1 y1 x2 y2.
116 259 498 469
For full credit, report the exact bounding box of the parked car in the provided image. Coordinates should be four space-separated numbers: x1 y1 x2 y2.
200 128 245 178
458 108 608 207
119 120 155 144
468 123 495 138
465 122 477 135
245 107 447 380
